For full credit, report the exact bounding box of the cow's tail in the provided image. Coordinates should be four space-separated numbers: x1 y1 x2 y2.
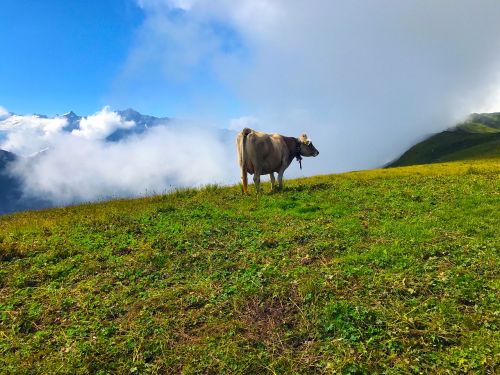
238 128 252 193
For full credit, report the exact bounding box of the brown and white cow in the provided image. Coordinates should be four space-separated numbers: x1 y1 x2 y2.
236 128 319 193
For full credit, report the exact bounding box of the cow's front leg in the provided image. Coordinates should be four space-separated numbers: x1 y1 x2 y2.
269 173 276 191
253 172 262 193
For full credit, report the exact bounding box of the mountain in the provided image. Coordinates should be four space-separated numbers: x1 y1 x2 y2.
387 112 500 167
0 109 170 141
57 108 171 141
0 150 21 211
0 149 52 215
0 109 172 215
60 111 81 132
107 109 170 141
0 148 16 165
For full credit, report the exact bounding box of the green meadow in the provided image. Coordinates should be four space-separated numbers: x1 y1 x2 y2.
388 112 500 168
1 158 499 373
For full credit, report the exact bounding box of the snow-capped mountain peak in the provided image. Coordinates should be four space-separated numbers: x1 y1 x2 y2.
0 108 171 142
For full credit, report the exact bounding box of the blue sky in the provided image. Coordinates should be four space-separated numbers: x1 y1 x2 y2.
0 1 140 115
0 0 243 118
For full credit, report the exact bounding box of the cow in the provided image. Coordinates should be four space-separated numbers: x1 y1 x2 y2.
236 128 319 193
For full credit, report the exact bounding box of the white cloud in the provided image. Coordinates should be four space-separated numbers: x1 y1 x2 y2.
0 114 68 156
1 109 238 205
72 106 135 140
136 0 193 11
228 116 258 132
471 86 500 114
0 107 137 156
11 124 236 204
0 106 10 120
129 0 500 173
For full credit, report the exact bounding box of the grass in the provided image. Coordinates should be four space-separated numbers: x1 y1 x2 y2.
465 113 500 131
458 122 500 134
387 131 500 167
388 112 500 167
438 138 500 163
1 158 499 373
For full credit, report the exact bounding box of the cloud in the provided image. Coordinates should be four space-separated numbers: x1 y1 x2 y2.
0 114 68 156
228 116 258 132
0 107 137 156
129 0 500 173
138 0 194 11
0 106 9 120
2 112 237 205
72 106 135 140
0 107 239 207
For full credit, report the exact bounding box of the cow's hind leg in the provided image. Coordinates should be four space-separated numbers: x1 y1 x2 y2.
269 173 276 191
241 168 248 194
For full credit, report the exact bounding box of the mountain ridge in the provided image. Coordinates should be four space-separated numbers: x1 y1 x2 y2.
387 112 500 167
0 109 172 215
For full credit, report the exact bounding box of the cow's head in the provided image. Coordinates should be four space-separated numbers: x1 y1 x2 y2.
298 134 319 157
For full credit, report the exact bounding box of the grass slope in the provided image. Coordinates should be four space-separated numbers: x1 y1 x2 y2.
1 159 499 374
388 131 500 167
465 113 500 131
388 112 500 167
439 138 500 163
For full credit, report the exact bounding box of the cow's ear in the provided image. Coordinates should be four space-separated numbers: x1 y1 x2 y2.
299 133 310 144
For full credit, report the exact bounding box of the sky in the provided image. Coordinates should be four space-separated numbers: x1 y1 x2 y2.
2 1 500 205
0 0 143 116
2 1 500 121
0 0 242 118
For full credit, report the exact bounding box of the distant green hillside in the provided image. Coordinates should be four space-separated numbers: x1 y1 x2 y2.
1 159 499 374
463 112 500 130
388 112 500 167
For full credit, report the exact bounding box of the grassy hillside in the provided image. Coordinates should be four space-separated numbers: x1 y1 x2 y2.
388 112 500 167
1 158 499 373
464 113 500 130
